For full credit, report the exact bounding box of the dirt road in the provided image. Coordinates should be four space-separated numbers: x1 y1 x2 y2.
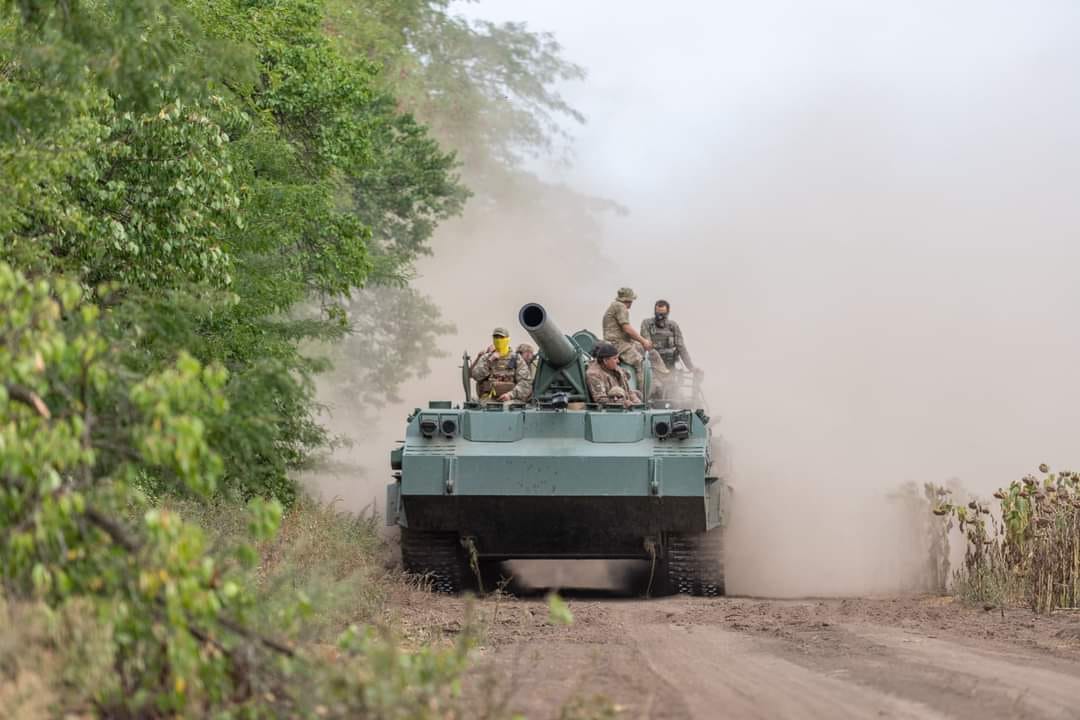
444 590 1080 719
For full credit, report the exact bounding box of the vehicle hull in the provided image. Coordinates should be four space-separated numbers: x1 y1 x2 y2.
398 494 720 559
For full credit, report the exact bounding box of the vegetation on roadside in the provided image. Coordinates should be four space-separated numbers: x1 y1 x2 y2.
1 0 593 716
0 261 487 717
933 465 1080 613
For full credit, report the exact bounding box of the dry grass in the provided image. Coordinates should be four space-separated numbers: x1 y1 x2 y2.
252 496 388 642
0 597 112 719
171 495 390 642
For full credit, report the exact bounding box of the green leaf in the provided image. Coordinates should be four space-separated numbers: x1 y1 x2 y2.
546 592 574 626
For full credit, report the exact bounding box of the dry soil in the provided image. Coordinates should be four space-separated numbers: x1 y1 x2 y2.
405 581 1080 720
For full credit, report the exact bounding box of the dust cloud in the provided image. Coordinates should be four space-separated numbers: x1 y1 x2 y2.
299 380 389 516
577 2 1080 596
307 1 1080 596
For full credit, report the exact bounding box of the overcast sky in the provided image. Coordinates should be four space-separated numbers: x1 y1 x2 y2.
457 1 1080 217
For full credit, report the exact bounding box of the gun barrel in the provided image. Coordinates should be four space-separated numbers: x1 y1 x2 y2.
518 303 578 368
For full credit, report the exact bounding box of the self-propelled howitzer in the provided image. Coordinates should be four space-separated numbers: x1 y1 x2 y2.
386 303 729 595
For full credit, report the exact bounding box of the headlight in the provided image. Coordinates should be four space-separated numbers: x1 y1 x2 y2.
440 418 458 437
419 418 437 437
654 419 672 439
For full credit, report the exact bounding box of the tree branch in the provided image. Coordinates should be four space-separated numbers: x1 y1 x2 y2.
83 506 138 553
5 383 51 419
216 614 296 658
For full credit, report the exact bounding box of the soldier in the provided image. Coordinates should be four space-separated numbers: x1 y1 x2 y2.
509 343 538 402
586 341 642 407
517 343 537 376
602 287 668 394
470 327 531 402
640 299 697 372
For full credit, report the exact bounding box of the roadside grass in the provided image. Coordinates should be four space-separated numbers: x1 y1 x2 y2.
947 517 1016 610
179 495 389 643
0 597 110 719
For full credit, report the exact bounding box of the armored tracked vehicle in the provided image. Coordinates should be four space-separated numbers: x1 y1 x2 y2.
386 303 729 595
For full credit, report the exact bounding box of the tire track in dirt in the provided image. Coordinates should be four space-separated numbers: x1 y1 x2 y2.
631 622 947 719
842 625 1080 720
466 594 1080 719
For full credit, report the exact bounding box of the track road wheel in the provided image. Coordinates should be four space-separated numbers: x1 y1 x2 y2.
400 529 468 594
478 559 508 595
665 532 726 597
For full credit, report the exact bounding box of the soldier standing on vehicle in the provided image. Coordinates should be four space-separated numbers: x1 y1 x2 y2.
602 287 668 393
586 341 641 407
640 299 697 372
471 327 531 401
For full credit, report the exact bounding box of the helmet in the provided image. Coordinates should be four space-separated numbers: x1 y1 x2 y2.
517 343 535 354
491 327 509 338
593 341 618 359
616 287 637 302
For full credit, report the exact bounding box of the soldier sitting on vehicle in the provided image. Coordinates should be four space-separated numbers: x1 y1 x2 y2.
586 341 642 407
640 299 698 373
471 327 532 402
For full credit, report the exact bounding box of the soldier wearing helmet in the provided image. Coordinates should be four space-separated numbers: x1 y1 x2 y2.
601 287 668 394
471 327 532 401
586 341 642 407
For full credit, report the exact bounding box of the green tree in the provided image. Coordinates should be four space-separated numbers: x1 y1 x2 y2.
327 0 586 167
2 0 468 502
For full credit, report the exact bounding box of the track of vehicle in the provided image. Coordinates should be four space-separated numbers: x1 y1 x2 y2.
664 533 725 597
400 529 468 593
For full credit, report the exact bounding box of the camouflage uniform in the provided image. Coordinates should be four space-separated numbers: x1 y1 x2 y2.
601 289 668 394
471 351 531 400
585 360 641 406
509 343 537 402
602 298 641 366
640 316 694 371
